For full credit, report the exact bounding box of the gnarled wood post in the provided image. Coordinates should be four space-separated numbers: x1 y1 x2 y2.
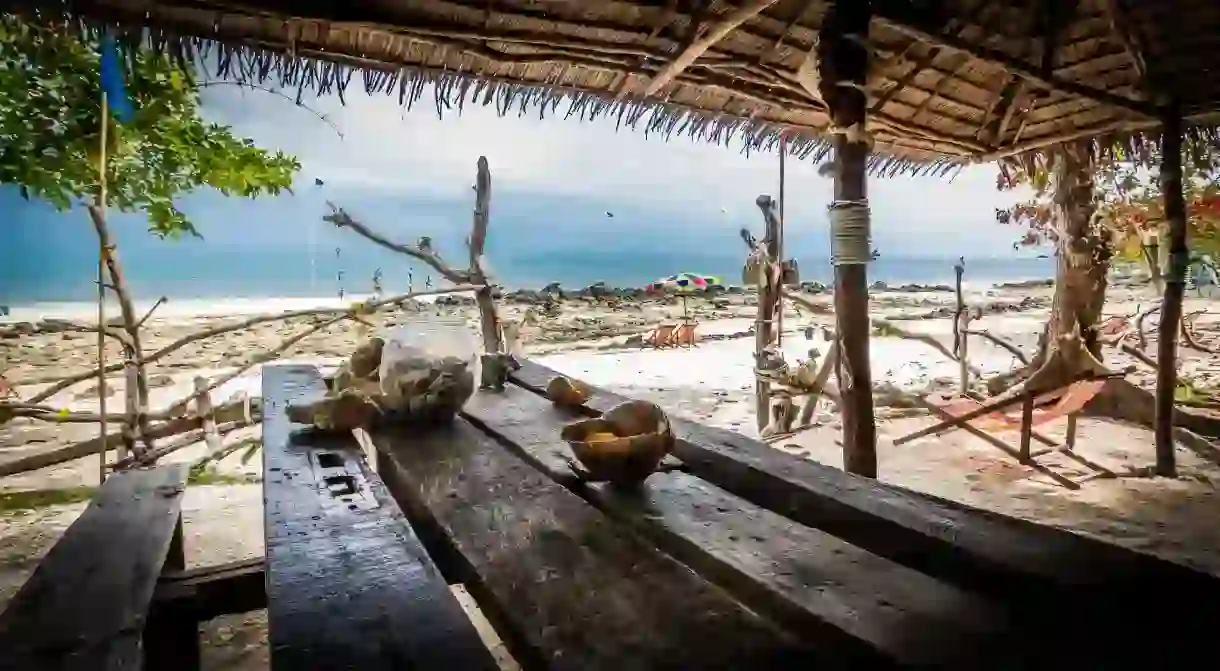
1155 107 1186 478
820 2 876 477
470 156 503 354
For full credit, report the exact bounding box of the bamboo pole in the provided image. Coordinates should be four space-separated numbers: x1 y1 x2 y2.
1155 104 1185 478
824 2 878 477
97 91 110 478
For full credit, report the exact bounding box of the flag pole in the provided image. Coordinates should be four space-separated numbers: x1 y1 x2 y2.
96 90 109 484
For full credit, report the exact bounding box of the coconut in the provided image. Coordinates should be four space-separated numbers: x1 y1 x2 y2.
560 400 674 485
547 375 592 407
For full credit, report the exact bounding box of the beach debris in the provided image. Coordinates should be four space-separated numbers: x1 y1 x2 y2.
560 400 675 486
547 375 592 407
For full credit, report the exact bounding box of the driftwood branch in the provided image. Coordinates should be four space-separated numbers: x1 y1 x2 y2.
323 202 471 284
873 319 985 378
165 314 348 417
114 419 253 470
1135 304 1161 350
964 328 1032 365
469 156 503 353
1181 310 1217 353
0 399 261 477
20 285 482 401
136 296 168 329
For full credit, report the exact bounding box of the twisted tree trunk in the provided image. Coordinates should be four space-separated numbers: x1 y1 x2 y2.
1030 148 1112 372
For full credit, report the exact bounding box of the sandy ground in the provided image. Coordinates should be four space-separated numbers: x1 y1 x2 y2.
3 278 1219 668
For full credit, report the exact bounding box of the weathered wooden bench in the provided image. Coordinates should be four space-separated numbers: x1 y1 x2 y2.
4 360 1219 670
0 463 194 670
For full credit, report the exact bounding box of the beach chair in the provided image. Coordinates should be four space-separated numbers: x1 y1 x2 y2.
641 323 678 349
894 377 1117 489
671 321 700 347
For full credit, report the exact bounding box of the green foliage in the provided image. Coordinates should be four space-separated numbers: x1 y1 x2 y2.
0 15 299 237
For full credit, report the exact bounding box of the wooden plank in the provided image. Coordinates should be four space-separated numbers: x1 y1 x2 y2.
511 361 1220 607
151 558 267 622
462 385 1052 667
0 463 189 671
372 417 834 671
261 364 499 671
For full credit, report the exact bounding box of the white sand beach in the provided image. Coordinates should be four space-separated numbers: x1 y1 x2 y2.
3 278 1219 669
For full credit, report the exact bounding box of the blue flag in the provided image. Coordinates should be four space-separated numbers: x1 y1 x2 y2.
99 35 134 123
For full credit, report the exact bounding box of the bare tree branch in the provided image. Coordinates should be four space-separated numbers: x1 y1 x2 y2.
20 284 482 401
136 296 168 329
323 202 471 284
964 328 1032 365
165 314 347 417
0 399 261 477
88 204 154 456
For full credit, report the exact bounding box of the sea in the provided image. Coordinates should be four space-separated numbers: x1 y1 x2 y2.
1 187 1055 322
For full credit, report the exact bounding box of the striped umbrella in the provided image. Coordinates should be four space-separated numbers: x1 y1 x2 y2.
648 272 713 294
647 273 714 318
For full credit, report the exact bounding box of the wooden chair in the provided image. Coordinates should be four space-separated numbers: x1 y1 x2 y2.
671 320 700 347
893 377 1117 489
640 323 678 349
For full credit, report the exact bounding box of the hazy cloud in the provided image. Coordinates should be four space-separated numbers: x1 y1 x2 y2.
203 85 1034 254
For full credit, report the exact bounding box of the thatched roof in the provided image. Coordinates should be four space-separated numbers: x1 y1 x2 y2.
14 1 1220 175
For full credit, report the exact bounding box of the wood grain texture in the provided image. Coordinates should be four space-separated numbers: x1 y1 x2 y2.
511 361 1220 665
261 364 498 671
511 361 1217 591
463 385 1039 667
372 416 832 671
0 464 189 671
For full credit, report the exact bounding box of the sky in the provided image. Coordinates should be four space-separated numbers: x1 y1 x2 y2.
1 78 1040 302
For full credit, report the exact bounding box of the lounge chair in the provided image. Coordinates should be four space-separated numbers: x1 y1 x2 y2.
671 321 699 347
641 323 678 349
894 376 1117 489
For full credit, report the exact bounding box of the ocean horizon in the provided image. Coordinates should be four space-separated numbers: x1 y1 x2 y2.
3 187 1054 306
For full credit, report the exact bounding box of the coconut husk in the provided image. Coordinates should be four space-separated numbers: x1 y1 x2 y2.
560 400 674 485
380 354 475 425
547 375 592 407
349 336 385 379
286 387 382 432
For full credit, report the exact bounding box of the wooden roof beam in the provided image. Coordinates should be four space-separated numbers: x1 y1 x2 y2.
643 0 781 97
1097 0 1151 95
870 0 1159 118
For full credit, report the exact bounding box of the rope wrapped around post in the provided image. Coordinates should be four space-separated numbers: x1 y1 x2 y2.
829 199 871 267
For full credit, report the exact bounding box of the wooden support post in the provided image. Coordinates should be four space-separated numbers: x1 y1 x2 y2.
1065 414 1078 451
754 198 781 433
953 258 968 394
821 2 877 477
1155 105 1185 478
1019 395 1035 463
144 514 201 669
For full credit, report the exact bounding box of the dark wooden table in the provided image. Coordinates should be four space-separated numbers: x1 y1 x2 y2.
4 360 1219 671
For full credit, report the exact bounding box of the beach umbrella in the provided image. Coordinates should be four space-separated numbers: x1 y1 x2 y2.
647 273 714 318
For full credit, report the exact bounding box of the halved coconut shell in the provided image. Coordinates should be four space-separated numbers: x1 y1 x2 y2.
560 400 674 485
547 375 592 407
